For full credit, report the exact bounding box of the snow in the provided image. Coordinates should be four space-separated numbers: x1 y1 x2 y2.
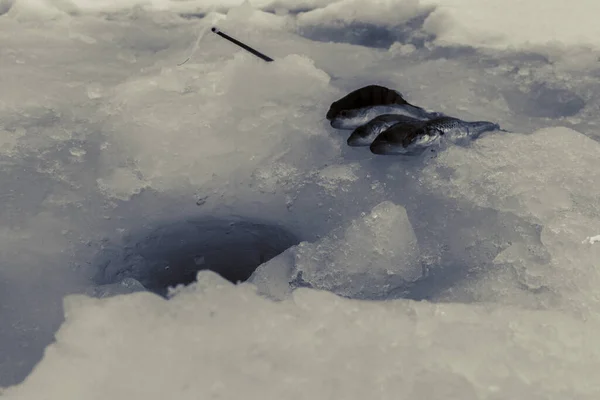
2 0 600 397
297 0 426 28
422 0 600 53
6 272 600 399
583 235 600 245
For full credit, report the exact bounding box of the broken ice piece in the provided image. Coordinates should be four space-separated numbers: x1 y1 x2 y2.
582 235 600 244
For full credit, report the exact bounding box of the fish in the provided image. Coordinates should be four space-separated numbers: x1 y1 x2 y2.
326 85 443 130
347 114 424 147
370 116 501 156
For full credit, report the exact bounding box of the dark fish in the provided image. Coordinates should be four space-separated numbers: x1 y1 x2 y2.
370 116 501 156
347 114 424 147
327 85 442 130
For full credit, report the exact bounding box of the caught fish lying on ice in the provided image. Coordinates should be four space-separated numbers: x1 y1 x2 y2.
347 114 424 147
204 31 504 157
327 85 503 155
370 116 501 156
326 85 443 130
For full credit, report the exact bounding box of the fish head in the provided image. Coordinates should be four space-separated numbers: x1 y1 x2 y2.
424 117 474 143
347 119 394 147
347 126 373 146
369 123 437 156
369 138 406 155
370 125 416 155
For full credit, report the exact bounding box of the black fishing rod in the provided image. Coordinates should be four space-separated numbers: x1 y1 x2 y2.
211 27 274 62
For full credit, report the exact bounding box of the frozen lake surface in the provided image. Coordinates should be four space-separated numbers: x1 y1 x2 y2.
2 0 600 398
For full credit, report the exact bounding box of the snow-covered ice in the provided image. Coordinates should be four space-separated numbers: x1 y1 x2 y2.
7 271 600 399
2 0 600 398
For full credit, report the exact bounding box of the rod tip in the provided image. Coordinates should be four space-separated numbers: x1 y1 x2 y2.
211 27 219 33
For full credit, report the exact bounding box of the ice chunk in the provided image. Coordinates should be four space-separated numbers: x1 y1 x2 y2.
5 0 69 20
583 235 600 245
98 52 333 195
226 1 293 30
420 127 600 311
297 0 425 28
5 272 600 399
252 201 422 299
423 0 600 54
247 248 296 300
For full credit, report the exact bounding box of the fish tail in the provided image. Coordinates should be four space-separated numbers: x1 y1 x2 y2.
468 121 501 135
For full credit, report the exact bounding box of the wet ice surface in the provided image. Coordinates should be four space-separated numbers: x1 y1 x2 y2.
2 0 600 398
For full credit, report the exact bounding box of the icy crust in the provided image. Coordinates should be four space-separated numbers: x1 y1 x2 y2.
4 0 422 19
296 0 426 28
3 0 269 18
422 127 600 222
4 271 600 400
420 127 600 312
246 125 600 313
2 0 600 391
6 0 600 55
422 0 600 52
98 52 334 198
